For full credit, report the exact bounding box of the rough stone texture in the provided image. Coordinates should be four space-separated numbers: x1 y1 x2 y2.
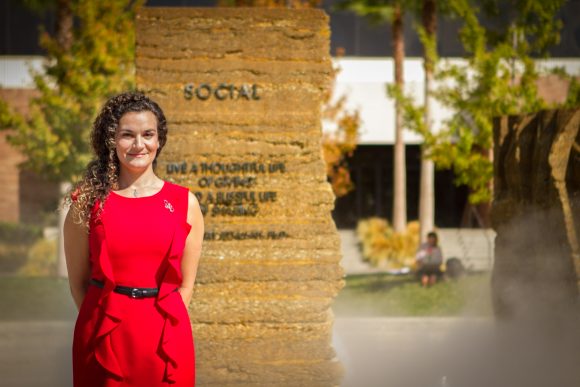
491 109 580 319
136 8 344 386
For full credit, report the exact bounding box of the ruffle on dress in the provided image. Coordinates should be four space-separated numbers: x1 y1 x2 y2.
92 212 126 381
89 192 192 383
155 217 192 383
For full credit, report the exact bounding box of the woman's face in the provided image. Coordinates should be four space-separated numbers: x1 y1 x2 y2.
115 111 159 173
427 235 437 246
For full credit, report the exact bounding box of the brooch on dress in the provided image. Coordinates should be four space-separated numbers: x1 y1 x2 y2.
164 199 174 213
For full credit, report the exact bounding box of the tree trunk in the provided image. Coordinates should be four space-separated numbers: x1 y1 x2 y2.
419 0 436 241
56 0 73 51
55 0 73 278
392 3 407 232
491 109 580 319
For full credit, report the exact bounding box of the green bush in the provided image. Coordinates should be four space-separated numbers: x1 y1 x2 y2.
0 222 43 243
0 222 44 273
19 238 58 276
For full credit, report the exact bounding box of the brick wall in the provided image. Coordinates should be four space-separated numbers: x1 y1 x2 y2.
0 88 59 224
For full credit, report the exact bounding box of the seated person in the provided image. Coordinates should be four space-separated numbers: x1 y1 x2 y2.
415 231 443 287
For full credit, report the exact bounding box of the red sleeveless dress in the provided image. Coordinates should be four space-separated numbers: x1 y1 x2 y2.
72 181 195 386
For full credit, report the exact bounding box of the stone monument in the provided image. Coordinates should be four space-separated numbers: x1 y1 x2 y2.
136 8 344 386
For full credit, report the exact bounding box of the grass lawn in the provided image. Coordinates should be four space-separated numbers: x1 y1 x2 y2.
332 272 493 317
0 272 493 320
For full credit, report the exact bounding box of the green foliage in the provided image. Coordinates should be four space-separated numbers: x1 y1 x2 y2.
416 23 439 72
476 0 564 56
0 222 43 273
390 0 568 204
0 222 43 244
565 78 580 108
334 0 424 25
334 0 396 24
19 238 58 276
0 0 143 182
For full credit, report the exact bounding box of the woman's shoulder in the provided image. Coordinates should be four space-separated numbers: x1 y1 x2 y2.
164 180 194 205
163 181 198 225
165 180 189 194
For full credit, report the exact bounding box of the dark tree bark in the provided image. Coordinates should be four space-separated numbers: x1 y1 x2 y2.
55 0 73 51
491 109 580 320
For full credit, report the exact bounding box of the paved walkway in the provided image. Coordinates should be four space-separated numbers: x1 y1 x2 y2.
0 321 73 387
333 317 495 387
333 317 579 387
0 318 490 387
0 317 496 387
2 317 577 387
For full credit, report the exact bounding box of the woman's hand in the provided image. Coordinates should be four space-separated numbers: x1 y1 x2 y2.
178 286 194 307
180 191 204 308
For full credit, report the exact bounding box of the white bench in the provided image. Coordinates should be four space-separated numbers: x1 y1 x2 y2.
338 228 496 275
437 228 495 272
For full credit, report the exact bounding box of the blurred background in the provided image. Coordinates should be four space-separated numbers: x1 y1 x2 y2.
1 0 579 386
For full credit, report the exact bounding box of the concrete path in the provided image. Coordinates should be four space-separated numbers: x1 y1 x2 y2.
333 317 579 387
0 318 486 387
1 317 577 387
333 317 495 387
0 321 73 387
0 318 485 387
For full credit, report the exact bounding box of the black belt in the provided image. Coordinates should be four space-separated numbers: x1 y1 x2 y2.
90 278 160 298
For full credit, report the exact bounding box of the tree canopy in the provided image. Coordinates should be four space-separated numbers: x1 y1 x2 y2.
0 0 143 182
393 0 571 204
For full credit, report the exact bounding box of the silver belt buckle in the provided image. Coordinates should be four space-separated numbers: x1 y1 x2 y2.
130 288 142 298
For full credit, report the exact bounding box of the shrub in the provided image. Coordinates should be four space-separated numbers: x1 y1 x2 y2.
19 238 58 276
0 222 43 273
0 222 43 244
355 218 420 269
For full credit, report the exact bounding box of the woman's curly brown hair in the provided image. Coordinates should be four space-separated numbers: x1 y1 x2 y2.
64 92 168 230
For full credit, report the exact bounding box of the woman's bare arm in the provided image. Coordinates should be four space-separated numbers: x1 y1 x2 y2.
63 204 91 311
179 191 204 306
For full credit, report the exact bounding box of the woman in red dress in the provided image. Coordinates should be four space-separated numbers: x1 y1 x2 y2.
63 92 204 386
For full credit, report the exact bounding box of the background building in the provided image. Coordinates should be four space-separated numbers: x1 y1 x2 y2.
2 0 580 232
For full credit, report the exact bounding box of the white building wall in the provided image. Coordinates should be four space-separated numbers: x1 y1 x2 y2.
2 56 580 146
0 56 44 88
326 57 580 145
